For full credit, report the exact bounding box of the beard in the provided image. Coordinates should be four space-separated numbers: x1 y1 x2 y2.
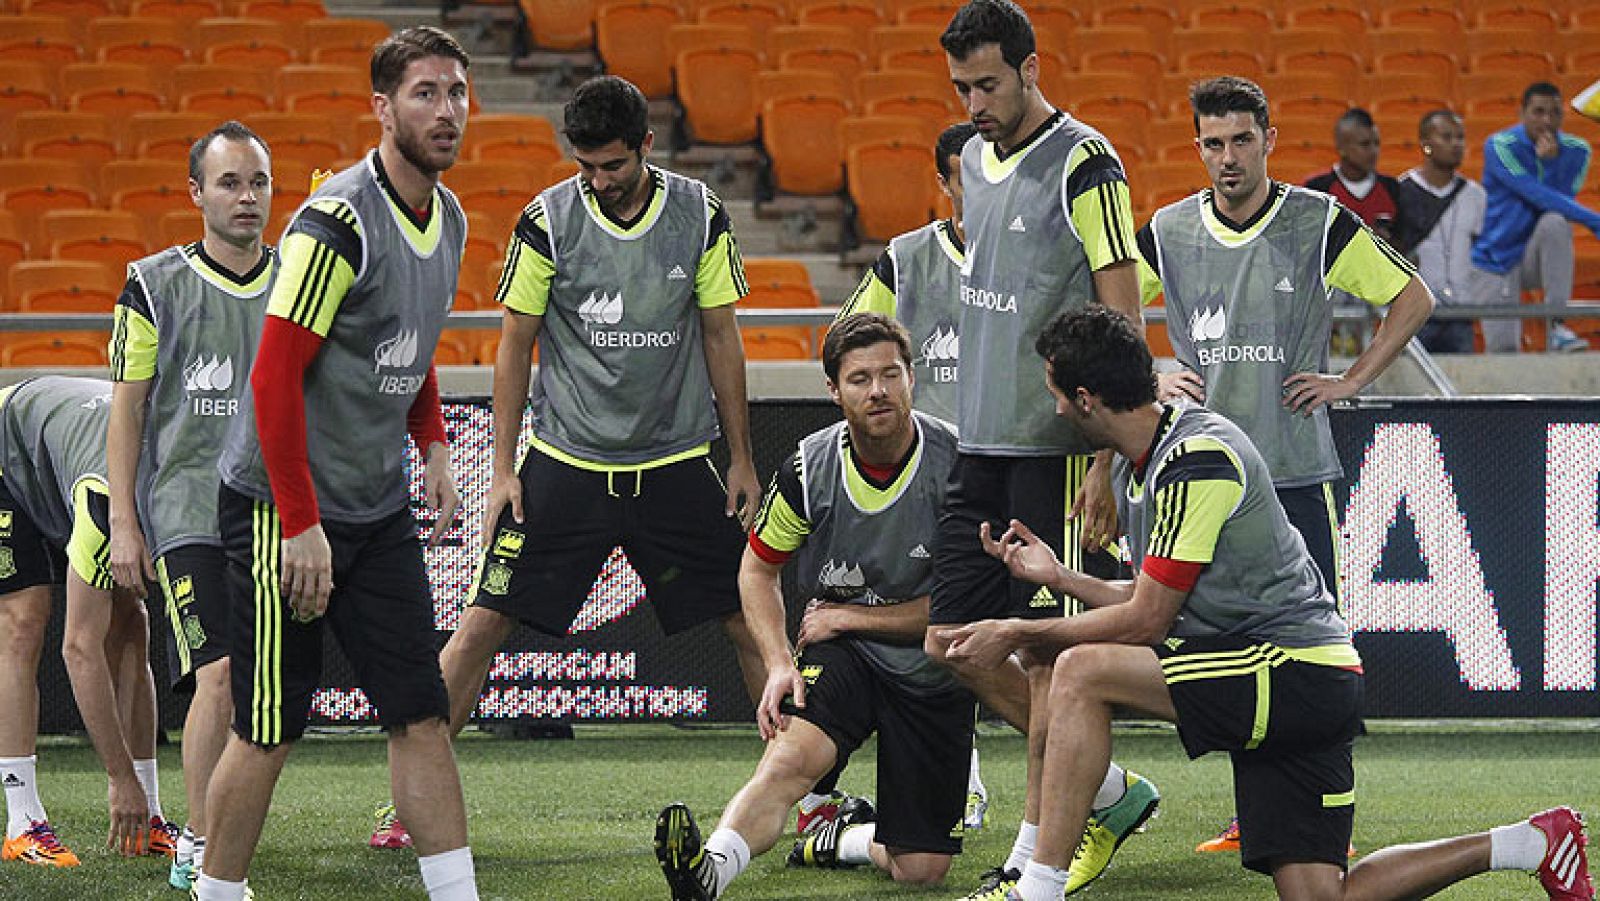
394 121 459 178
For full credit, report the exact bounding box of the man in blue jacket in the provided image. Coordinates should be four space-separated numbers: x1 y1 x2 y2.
1469 81 1600 353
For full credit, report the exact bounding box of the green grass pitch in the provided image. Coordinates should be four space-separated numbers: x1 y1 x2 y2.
8 722 1597 899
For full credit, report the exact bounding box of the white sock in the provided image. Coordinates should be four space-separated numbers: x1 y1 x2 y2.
176 824 196 865
133 758 162 820
194 835 207 870
1 756 48 838
837 823 876 865
194 874 248 901
1003 821 1039 874
969 746 984 794
1490 821 1547 870
706 828 750 895
418 846 479 901
1092 762 1127 812
1015 859 1070 901
799 792 831 813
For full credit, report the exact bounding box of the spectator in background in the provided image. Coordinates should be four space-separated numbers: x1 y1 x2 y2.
1469 82 1600 353
1395 110 1487 354
1305 108 1403 243
1306 109 1405 355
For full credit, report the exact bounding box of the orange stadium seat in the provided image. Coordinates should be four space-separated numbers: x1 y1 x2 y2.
0 16 82 67
846 139 936 243
461 212 502 268
242 113 347 167
1020 0 1079 38
781 46 870 84
1274 46 1363 95
1066 25 1163 61
432 330 472 365
1185 3 1272 33
595 1 685 98
304 18 390 65
8 259 120 313
1362 71 1455 110
740 326 812 360
21 0 113 19
0 211 27 303
795 0 882 31
869 24 942 63
766 24 869 62
892 0 958 27
676 46 764 145
1370 51 1457 95
1270 143 1332 184
1283 2 1367 36
0 63 57 129
173 64 275 116
1094 1 1178 45
450 160 543 225
541 159 579 191
1471 2 1559 34
89 17 191 67
104 159 193 236
1147 116 1198 162
1367 28 1456 66
1269 26 1355 68
1468 47 1556 81
62 63 169 115
462 113 557 150
741 259 820 308
1378 4 1464 37
1263 70 1360 109
1455 72 1526 113
237 0 326 22
10 111 116 166
1177 47 1266 83
51 234 148 271
157 209 204 247
132 0 222 16
194 18 301 68
838 114 933 154
875 45 945 79
854 70 954 116
467 126 561 172
696 0 785 44
0 334 110 365
761 93 850 195
1370 92 1454 123
667 22 757 64
277 64 371 116
1077 47 1166 86
127 111 220 159
0 170 96 249
758 66 848 103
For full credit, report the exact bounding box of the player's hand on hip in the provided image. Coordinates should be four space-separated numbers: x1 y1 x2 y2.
108 522 156 599
980 520 1064 588
281 525 333 622
106 775 148 857
1073 460 1120 551
798 600 844 646
421 444 460 548
725 458 761 532
1157 369 1205 403
1281 372 1356 416
482 470 525 541
756 663 805 741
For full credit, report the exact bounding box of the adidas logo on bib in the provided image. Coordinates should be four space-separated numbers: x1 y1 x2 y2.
667 264 687 281
1008 216 1026 233
1274 276 1294 293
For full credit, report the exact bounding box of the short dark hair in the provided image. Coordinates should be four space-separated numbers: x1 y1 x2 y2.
1522 81 1561 109
1336 107 1376 134
371 26 470 96
940 0 1035 71
188 120 269 183
563 75 650 152
1189 76 1270 135
1418 109 1459 140
935 121 977 180
1035 306 1156 413
823 312 913 383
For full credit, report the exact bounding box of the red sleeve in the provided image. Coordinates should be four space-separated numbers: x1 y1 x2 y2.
748 531 791 566
253 316 324 539
1141 555 1205 593
406 366 447 452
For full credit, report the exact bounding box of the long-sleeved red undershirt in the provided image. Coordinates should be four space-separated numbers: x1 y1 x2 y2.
252 316 446 538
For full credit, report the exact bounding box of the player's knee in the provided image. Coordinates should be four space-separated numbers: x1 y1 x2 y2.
888 852 952 885
387 714 450 741
1532 209 1569 241
1049 645 1108 704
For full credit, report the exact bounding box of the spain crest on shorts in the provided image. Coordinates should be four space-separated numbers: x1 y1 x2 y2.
0 546 14 580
